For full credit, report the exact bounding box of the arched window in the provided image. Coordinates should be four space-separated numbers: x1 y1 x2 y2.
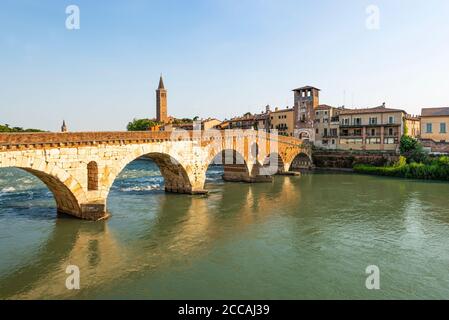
87 161 98 191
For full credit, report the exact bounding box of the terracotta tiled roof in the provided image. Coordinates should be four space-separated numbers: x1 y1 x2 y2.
339 105 406 115
270 108 293 114
421 107 449 117
315 104 334 110
292 85 320 92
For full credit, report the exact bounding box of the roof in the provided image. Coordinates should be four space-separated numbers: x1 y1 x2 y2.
315 104 334 110
339 105 406 115
405 114 420 120
158 75 165 90
292 85 321 92
270 107 294 114
421 107 449 117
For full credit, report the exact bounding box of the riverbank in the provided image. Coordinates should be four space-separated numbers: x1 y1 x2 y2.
354 156 449 181
312 149 398 169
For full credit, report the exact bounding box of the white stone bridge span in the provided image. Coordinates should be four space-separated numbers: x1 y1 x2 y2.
0 131 311 220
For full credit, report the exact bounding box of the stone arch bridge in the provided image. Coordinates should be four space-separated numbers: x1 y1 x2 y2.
0 131 311 220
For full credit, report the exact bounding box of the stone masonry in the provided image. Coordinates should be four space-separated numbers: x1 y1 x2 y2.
0 131 310 220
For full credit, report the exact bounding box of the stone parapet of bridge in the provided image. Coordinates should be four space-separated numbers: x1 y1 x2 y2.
0 130 311 220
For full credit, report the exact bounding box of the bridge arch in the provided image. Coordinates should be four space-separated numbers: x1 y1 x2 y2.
205 148 252 183
262 152 286 174
287 152 313 171
104 151 194 202
0 156 88 219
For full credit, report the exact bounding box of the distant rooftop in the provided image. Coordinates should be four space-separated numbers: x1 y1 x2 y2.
292 85 321 92
421 107 449 117
339 104 406 115
315 104 334 110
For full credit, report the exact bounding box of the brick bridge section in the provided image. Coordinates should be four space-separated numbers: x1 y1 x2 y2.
0 131 311 220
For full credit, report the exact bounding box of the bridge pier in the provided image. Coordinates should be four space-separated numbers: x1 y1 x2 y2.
0 131 311 221
222 164 274 183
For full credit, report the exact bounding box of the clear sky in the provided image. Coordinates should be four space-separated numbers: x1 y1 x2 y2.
1 0 449 131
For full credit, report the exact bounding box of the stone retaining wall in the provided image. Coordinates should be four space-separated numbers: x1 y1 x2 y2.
312 150 399 169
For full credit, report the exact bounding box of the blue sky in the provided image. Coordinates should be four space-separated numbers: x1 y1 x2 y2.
1 0 449 131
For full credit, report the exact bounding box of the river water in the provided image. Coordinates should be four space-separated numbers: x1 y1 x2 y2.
1 159 449 299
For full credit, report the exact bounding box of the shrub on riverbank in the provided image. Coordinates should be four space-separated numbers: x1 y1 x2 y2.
354 156 449 181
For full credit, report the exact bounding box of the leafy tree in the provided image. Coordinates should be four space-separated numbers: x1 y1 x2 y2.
399 135 427 163
0 124 44 132
126 119 160 131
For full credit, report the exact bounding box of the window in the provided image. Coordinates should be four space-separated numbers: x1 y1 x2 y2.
316 128 319 134
354 118 362 125
369 117 378 125
388 116 394 124
384 137 396 144
307 90 311 97
324 128 328 136
371 129 376 136
388 128 394 136
87 161 98 191
367 137 381 144
426 123 433 133
440 123 446 133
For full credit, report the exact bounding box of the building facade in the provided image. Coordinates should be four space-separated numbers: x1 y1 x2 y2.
405 114 421 138
313 105 341 149
338 104 406 151
269 107 294 136
420 108 449 143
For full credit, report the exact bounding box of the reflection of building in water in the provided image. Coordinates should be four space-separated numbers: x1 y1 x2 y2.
3 176 302 299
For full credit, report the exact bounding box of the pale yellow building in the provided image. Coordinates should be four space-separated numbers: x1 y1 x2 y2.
405 115 421 138
420 108 449 142
338 104 407 151
201 118 222 130
269 107 294 137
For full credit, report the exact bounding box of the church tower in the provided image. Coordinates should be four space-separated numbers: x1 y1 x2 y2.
61 120 68 132
156 75 168 123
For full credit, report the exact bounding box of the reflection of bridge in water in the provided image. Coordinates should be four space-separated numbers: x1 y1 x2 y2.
0 131 311 220
0 176 302 299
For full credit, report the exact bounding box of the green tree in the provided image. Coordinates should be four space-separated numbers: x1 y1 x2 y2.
399 135 427 163
0 124 44 132
126 119 160 131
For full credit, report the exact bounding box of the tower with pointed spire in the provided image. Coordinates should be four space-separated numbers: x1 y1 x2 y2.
61 120 68 132
156 75 168 123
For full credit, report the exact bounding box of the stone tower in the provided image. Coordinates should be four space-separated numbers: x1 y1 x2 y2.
156 75 168 123
293 86 320 130
61 120 67 132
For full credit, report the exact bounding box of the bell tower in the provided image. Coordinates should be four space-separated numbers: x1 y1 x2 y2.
156 75 168 123
293 86 320 129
